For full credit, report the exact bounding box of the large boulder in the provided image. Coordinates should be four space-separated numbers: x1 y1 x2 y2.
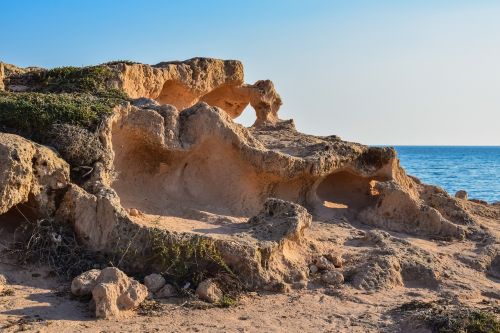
0 133 69 216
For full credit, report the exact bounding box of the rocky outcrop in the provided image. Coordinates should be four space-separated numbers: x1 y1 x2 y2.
111 58 282 126
1 57 497 298
0 133 69 217
346 230 442 291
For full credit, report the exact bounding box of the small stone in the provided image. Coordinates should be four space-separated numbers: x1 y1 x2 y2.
156 284 176 298
195 279 223 303
325 253 343 268
129 208 140 216
321 270 344 286
71 269 101 296
309 265 319 274
455 190 468 200
315 256 335 271
144 273 166 293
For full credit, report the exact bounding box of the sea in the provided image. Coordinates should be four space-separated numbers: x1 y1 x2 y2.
393 146 500 203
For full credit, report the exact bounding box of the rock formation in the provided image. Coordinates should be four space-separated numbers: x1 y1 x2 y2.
72 267 148 318
0 58 499 306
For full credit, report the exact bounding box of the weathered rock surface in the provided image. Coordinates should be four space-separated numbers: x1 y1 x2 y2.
71 269 101 296
92 268 147 319
112 58 282 126
143 273 166 293
196 279 223 303
1 58 499 304
0 133 69 216
321 270 344 286
455 190 468 200
70 268 148 318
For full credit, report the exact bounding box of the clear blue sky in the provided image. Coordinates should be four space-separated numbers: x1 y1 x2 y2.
2 0 500 145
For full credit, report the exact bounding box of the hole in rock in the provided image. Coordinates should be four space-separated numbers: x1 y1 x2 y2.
316 171 386 211
232 105 257 127
155 80 198 110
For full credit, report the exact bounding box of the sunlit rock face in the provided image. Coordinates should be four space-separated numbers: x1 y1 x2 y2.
1 58 497 293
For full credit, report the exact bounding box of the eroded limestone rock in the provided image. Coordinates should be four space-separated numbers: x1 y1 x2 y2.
109 58 282 126
2 57 497 299
0 133 69 216
91 267 148 319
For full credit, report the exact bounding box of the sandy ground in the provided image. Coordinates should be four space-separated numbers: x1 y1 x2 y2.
1 216 499 333
0 262 420 333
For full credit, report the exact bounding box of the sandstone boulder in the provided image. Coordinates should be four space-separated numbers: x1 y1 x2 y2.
108 58 283 126
143 273 166 293
0 133 69 216
195 279 223 303
321 270 344 286
92 267 148 319
156 284 176 298
325 253 343 268
314 256 335 271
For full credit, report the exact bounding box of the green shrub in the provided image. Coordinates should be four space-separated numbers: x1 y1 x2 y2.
31 65 126 99
0 91 119 139
46 124 105 167
148 229 233 285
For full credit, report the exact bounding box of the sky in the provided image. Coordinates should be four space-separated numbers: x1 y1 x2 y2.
2 0 500 145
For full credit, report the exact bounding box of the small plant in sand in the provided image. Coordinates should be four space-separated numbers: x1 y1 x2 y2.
148 228 242 306
396 300 500 333
7 212 103 279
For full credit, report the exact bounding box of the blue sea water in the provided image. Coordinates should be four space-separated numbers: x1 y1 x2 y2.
393 146 500 203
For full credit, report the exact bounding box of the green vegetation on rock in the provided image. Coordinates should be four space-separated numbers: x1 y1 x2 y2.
148 229 234 284
31 65 126 99
0 91 119 139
